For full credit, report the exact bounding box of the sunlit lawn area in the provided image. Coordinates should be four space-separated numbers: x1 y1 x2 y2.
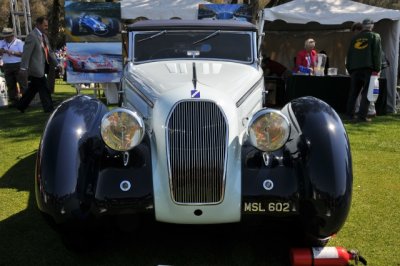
1 81 399 265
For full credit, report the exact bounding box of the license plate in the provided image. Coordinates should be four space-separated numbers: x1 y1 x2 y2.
243 201 296 213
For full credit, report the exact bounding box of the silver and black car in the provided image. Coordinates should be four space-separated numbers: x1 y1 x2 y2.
36 19 352 245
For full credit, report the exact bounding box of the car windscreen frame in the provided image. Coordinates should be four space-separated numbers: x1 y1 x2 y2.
131 30 254 64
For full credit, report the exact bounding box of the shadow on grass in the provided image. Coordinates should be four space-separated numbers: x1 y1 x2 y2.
0 154 295 266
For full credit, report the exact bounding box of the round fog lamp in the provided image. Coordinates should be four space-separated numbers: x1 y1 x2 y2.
101 108 145 151
248 109 290 152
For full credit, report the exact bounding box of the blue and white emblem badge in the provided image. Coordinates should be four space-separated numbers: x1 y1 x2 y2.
191 89 200 98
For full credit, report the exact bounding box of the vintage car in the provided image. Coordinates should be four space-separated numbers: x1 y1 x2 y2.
67 13 119 37
36 19 352 245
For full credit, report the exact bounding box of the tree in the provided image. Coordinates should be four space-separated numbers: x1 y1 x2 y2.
48 0 64 49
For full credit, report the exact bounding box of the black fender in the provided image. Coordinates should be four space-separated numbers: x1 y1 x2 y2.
35 95 109 223
241 96 352 240
36 95 154 225
282 96 352 238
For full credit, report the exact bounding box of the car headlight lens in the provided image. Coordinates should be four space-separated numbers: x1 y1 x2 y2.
247 109 290 152
101 108 145 151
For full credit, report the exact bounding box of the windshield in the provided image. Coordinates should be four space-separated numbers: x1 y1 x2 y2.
133 31 253 63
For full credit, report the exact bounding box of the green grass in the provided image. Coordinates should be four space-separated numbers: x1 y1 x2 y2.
330 114 400 266
1 83 400 265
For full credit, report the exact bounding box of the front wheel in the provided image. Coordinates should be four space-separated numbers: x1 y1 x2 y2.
107 18 120 36
71 18 80 35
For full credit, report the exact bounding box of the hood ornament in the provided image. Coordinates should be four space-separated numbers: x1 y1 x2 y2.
190 61 200 98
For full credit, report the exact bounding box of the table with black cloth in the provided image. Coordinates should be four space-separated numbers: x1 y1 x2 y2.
284 75 387 115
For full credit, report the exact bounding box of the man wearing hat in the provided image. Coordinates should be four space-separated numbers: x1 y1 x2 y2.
345 18 382 122
0 27 25 107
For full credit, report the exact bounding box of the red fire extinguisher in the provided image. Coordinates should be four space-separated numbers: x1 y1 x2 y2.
290 246 367 266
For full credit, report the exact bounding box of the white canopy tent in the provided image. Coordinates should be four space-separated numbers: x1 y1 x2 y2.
121 0 210 20
262 0 400 113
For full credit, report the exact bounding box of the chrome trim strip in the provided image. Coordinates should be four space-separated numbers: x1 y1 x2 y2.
124 78 154 108
236 77 263 107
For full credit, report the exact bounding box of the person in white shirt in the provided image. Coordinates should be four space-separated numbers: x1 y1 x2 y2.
0 27 25 107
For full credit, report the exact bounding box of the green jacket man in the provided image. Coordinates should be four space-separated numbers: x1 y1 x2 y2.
346 24 382 73
345 18 382 123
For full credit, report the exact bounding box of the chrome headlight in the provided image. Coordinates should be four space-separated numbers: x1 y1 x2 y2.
101 108 145 151
247 109 290 152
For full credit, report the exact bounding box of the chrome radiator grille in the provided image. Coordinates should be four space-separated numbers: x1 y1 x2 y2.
167 101 228 204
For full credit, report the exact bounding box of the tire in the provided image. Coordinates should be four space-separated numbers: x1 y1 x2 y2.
68 60 76 72
71 18 80 35
108 18 120 36
65 17 72 28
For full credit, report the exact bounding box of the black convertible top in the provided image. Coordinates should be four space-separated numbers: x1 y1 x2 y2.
127 19 258 32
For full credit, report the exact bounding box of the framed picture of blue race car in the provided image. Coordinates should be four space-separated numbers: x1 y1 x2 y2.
65 0 121 42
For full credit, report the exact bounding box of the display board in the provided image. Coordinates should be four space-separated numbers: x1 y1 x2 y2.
65 1 123 83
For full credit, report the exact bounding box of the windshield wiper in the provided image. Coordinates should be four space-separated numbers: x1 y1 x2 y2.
192 30 220 45
137 30 167 43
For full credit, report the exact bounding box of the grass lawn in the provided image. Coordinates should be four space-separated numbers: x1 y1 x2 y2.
1 82 399 265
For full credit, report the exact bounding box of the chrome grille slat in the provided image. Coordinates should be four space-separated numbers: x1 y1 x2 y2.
167 101 227 204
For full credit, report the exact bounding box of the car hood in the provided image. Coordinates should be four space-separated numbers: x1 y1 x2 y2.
127 60 262 103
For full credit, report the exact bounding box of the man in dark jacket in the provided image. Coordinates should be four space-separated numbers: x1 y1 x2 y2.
345 18 382 122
